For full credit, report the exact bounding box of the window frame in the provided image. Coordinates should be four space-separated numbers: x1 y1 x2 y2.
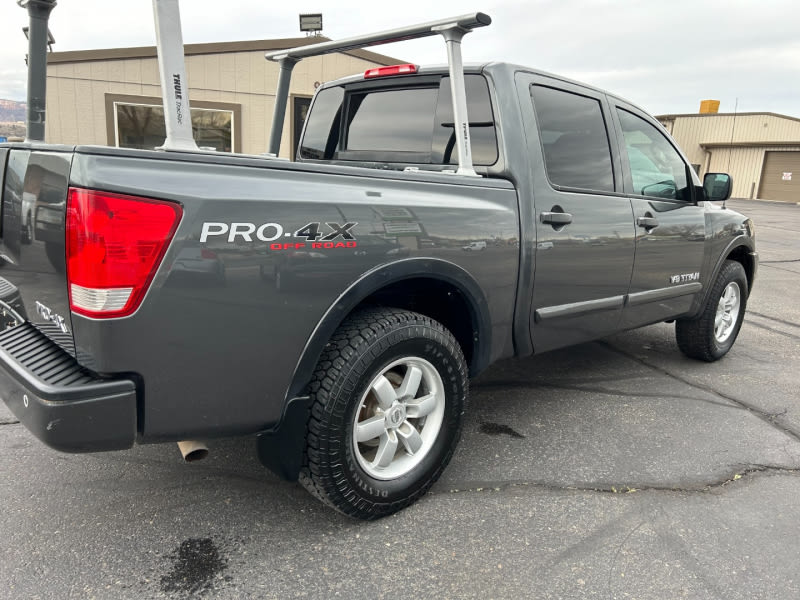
529 81 621 196
290 94 313 160
611 102 696 204
104 93 242 153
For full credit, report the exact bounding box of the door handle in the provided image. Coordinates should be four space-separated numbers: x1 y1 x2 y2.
637 216 659 229
540 212 573 225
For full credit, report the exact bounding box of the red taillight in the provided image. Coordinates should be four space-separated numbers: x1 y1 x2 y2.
364 64 418 79
66 187 182 318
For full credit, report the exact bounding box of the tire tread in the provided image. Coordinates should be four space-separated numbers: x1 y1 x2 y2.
299 307 468 520
676 260 748 362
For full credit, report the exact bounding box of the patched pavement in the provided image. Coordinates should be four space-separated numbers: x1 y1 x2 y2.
2 199 799 599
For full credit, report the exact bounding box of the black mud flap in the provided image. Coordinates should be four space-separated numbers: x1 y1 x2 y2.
255 395 310 481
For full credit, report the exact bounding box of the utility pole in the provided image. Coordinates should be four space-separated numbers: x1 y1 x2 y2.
19 0 57 142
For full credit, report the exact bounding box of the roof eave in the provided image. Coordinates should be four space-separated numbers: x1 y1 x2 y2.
46 37 404 67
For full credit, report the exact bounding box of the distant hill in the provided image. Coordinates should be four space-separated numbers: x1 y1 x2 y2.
0 99 26 123
0 100 26 138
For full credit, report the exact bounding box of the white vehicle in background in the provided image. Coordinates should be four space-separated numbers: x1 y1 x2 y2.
462 241 487 251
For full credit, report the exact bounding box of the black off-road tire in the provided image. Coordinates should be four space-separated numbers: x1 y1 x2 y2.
299 307 468 520
676 260 748 362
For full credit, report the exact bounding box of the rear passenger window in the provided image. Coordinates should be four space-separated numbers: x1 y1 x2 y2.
530 85 614 193
300 75 498 166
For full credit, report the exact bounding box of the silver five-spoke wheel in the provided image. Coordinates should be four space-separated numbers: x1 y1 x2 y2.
714 281 740 343
300 308 467 519
353 357 445 480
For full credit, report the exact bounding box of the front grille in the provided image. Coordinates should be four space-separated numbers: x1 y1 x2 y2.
0 323 94 387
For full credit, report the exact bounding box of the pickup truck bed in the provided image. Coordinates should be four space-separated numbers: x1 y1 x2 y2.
0 140 519 437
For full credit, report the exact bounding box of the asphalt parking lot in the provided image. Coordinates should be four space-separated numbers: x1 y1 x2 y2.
1 198 798 600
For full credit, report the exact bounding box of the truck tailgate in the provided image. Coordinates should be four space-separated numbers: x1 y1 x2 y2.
0 145 138 451
0 146 75 354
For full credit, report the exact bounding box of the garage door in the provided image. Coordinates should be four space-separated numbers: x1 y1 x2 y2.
758 151 800 202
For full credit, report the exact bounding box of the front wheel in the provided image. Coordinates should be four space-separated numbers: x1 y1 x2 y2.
676 260 748 361
299 308 468 519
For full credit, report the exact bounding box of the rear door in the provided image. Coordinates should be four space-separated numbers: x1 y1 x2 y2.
519 75 636 352
610 103 707 329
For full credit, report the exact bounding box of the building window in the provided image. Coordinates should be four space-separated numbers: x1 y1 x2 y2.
105 94 241 153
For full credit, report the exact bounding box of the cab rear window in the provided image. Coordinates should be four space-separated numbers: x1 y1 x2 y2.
300 75 498 166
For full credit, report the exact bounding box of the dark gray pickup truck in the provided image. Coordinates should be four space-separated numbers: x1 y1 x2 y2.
0 12 757 519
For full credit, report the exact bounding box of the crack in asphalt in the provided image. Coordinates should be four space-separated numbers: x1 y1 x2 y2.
756 223 800 233
598 341 800 444
0 420 20 425
747 310 800 329
746 318 800 341
759 263 800 274
760 258 800 264
472 380 740 411
439 464 800 497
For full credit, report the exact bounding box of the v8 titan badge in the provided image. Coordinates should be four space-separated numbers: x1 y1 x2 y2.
200 221 358 250
670 272 700 284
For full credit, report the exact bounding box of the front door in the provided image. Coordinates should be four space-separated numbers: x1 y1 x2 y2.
522 77 636 352
612 104 706 329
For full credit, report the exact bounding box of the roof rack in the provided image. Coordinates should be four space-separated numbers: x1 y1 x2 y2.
152 0 200 151
265 12 492 176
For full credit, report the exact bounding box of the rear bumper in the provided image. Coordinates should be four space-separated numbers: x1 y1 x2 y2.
0 323 137 452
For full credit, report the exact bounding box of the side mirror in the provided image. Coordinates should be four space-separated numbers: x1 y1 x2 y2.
703 173 732 202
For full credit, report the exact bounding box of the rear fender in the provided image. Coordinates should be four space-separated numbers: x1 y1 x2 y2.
287 257 491 399
257 258 491 481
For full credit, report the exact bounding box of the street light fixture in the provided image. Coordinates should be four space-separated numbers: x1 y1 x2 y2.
299 13 322 36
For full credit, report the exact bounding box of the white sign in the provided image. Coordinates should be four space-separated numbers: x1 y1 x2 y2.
782 172 792 181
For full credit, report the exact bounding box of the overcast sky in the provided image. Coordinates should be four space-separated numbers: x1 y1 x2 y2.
1 0 798 117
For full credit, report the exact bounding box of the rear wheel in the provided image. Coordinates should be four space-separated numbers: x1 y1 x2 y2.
676 260 748 361
299 308 468 519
